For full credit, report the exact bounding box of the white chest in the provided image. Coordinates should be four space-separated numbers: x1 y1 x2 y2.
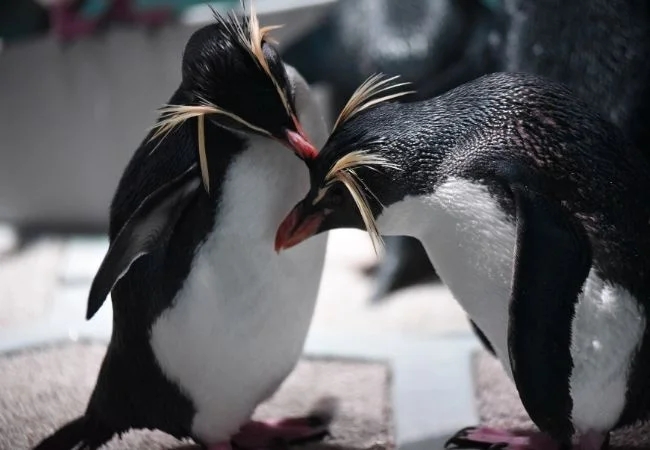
377 178 644 432
378 179 518 372
148 145 327 443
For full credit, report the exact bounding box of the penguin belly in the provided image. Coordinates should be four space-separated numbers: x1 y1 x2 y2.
377 177 644 433
149 145 328 444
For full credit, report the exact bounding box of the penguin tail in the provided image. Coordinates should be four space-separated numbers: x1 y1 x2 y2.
32 415 112 450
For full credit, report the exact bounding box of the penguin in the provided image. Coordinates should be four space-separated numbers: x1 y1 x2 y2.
281 0 506 302
33 7 331 450
274 72 650 450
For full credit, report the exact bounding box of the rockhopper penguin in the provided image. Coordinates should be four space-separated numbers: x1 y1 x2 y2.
282 0 506 302
34 6 331 450
275 72 650 450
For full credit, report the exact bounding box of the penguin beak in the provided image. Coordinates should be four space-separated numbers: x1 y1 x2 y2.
275 203 324 252
283 115 318 160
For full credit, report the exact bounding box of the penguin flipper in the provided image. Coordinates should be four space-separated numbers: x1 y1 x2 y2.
86 164 201 320
507 183 592 442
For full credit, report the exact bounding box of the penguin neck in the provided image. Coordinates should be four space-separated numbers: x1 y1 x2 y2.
214 137 309 246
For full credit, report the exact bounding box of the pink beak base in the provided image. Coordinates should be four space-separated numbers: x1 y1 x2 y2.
285 127 318 160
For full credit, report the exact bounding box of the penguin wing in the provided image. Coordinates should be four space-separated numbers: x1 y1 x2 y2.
86 164 201 320
507 183 591 439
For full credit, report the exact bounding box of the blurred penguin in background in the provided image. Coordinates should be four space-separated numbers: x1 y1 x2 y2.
501 0 650 153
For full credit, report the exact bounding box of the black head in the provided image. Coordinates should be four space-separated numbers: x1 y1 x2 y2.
174 8 318 159
274 75 415 252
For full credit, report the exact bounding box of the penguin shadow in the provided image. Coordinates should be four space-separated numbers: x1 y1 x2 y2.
360 235 441 305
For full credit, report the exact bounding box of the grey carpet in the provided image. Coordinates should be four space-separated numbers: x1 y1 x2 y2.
474 351 650 449
0 343 392 450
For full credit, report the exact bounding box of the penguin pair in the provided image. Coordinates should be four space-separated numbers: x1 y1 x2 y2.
34 6 333 450
275 72 650 450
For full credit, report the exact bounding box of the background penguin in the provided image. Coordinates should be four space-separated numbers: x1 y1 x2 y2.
274 72 650 450
500 0 650 154
282 0 505 302
34 7 332 450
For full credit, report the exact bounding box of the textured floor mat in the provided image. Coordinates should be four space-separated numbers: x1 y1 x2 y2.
0 342 392 450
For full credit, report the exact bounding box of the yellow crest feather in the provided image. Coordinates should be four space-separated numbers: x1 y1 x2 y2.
197 114 209 193
332 74 415 131
247 2 291 115
324 150 401 254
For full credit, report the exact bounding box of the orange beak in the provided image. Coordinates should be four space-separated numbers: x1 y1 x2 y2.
275 205 324 252
284 115 318 160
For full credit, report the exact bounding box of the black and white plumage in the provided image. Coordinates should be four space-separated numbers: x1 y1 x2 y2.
33 8 330 450
275 72 650 450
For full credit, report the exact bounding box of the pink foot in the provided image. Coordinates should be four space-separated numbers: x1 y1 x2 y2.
231 417 330 449
577 431 608 450
445 426 559 450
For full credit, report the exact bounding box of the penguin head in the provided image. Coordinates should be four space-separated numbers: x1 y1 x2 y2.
172 8 318 160
274 76 416 253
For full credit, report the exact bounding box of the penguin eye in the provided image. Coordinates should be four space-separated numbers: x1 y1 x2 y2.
327 184 345 207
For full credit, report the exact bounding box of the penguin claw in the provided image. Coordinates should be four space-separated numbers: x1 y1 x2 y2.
231 417 330 449
445 426 477 448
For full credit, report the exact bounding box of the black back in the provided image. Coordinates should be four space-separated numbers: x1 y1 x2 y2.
500 0 650 153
